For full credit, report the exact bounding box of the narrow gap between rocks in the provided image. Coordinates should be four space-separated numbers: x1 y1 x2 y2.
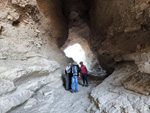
64 43 87 68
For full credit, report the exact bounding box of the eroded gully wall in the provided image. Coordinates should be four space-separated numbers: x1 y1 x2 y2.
0 0 70 112
88 0 150 112
89 0 150 74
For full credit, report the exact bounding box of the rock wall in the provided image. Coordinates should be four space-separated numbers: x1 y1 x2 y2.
0 0 69 112
0 0 69 66
86 0 150 112
90 63 150 113
89 0 150 74
36 0 68 48
0 58 62 113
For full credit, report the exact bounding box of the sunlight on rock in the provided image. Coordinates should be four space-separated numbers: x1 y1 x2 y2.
64 43 86 64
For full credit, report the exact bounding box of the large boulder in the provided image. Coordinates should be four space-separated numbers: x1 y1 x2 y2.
0 57 62 113
90 63 150 113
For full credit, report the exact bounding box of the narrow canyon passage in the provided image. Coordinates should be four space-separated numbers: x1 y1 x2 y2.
63 43 106 76
1 0 150 113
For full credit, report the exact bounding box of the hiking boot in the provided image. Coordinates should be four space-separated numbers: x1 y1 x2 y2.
71 91 74 93
85 84 89 87
75 90 78 93
82 84 85 87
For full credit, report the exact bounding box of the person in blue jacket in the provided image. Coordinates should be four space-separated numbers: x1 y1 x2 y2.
71 62 80 93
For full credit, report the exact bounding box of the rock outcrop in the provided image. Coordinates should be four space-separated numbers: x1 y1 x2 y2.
89 0 150 74
0 1 69 112
0 58 62 113
90 63 150 113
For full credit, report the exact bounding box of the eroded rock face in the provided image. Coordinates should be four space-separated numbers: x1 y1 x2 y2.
0 58 62 113
36 0 68 48
0 0 70 66
89 0 150 73
0 0 69 112
90 63 150 113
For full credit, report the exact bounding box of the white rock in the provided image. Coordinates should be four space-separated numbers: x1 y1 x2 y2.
0 57 62 113
0 79 16 96
7 15 13 20
12 0 20 5
44 91 53 96
24 98 37 109
0 89 34 113
138 61 150 74
35 29 40 33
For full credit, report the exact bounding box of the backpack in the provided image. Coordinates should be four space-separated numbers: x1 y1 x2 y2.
72 65 78 76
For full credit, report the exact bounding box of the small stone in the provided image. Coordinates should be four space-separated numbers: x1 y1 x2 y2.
140 2 149 10
44 91 52 96
7 15 13 20
12 0 20 4
24 98 37 109
20 4 26 7
35 29 40 33
23 20 29 24
137 44 141 50
124 25 141 33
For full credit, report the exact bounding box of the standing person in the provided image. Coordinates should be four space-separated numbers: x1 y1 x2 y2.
71 62 80 93
80 61 89 87
65 62 72 90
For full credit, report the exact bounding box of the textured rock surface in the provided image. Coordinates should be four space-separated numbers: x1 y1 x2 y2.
0 58 62 113
88 0 150 74
0 1 69 113
0 0 69 67
90 63 150 113
9 75 103 113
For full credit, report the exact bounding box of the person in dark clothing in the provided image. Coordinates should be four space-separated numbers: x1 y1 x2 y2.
71 62 80 93
65 62 72 90
80 61 88 87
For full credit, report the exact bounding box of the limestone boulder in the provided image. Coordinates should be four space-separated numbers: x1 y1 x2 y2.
138 61 150 74
24 98 37 109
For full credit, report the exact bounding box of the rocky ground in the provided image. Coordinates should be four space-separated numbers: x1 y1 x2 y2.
9 75 104 113
3 62 150 113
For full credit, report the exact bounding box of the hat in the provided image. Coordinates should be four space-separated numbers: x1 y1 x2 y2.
80 61 83 64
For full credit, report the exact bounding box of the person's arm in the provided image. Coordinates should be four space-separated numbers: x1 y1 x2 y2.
77 65 80 73
66 66 71 73
84 66 88 73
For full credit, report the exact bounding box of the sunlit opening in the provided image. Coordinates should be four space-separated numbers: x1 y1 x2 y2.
64 43 86 65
